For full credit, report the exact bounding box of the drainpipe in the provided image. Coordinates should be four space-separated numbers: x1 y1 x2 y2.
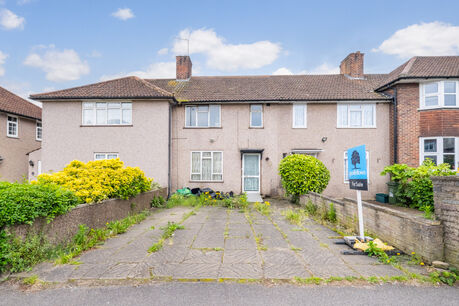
168 102 172 198
393 87 398 164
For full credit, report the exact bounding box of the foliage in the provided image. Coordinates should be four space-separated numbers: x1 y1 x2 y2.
34 159 153 204
148 221 184 253
327 203 337 223
254 201 271 216
278 154 330 202
430 267 457 286
151 195 166 208
304 200 318 216
165 192 248 210
364 240 395 264
381 160 455 212
282 209 304 225
0 182 79 228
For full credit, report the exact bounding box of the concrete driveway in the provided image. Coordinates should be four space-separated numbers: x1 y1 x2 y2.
19 199 407 283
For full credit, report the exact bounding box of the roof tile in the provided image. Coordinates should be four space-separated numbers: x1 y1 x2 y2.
0 86 41 119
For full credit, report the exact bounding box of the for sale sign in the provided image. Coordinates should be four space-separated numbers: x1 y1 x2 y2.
347 145 368 191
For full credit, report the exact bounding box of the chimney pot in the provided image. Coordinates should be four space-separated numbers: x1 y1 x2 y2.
176 56 192 80
340 51 364 78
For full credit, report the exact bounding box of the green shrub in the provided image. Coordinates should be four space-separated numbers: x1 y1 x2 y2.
327 203 337 223
151 195 166 208
278 154 330 202
0 182 79 228
381 160 455 211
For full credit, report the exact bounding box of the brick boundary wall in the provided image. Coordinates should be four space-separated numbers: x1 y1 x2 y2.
432 176 459 268
7 187 168 245
300 192 444 264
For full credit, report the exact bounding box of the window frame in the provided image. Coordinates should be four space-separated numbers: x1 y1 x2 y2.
36 121 42 141
337 103 376 128
420 80 459 109
185 104 221 128
82 101 132 126
419 136 458 170
344 151 370 183
249 104 263 128
292 103 307 128
94 153 119 160
6 115 18 138
190 151 224 182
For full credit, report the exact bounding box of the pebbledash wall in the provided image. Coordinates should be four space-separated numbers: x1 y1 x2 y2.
172 102 391 199
7 188 167 245
432 176 459 268
300 192 445 264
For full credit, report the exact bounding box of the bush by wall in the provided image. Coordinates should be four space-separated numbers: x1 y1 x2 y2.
278 154 330 202
0 182 79 228
381 159 456 213
35 159 153 204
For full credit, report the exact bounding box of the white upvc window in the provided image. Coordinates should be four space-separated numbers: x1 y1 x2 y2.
190 151 223 181
337 104 376 128
7 115 18 137
250 104 263 128
94 153 119 160
344 151 370 182
292 104 307 128
185 105 221 127
82 102 132 125
420 80 458 109
291 149 322 158
420 137 458 170
36 121 42 141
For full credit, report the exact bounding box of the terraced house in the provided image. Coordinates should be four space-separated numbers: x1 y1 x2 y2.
30 52 459 199
0 86 42 182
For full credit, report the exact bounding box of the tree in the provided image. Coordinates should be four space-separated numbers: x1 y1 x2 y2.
278 154 330 204
351 150 360 170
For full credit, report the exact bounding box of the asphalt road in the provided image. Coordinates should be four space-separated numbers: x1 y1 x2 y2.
1 282 458 306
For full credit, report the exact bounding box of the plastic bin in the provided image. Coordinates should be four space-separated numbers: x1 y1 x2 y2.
375 193 389 203
387 181 399 204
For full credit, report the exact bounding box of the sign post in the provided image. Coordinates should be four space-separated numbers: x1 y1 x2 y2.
347 145 368 241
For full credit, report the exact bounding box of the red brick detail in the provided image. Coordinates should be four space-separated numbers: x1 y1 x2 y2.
340 51 364 78
419 109 459 137
176 56 192 80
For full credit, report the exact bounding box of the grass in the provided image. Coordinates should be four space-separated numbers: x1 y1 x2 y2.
22 274 39 285
282 209 304 225
148 222 185 253
253 201 271 216
255 234 267 251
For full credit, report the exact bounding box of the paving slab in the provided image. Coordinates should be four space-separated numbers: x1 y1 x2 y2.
219 263 263 279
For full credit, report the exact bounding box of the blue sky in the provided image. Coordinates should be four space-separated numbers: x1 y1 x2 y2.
1 0 459 100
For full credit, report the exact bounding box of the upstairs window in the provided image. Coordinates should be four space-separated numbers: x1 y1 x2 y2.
94 153 119 160
36 121 42 141
7 115 18 137
337 104 375 128
82 102 132 125
420 137 457 170
421 81 458 109
250 104 263 128
292 104 307 128
185 105 221 128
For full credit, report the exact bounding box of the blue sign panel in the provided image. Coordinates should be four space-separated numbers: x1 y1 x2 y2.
347 145 368 190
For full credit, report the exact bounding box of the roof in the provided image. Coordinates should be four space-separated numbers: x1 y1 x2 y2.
147 74 389 102
30 76 173 100
0 86 42 119
376 56 459 90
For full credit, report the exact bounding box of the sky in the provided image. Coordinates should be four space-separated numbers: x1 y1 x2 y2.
1 0 459 103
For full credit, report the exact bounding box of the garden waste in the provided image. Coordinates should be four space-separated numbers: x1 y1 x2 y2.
353 238 394 252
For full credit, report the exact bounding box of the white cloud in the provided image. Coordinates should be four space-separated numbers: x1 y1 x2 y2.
24 46 90 82
112 8 134 21
0 50 7 76
172 28 281 71
100 61 177 81
373 22 459 58
272 67 293 75
0 9 25 30
157 48 168 55
309 63 339 74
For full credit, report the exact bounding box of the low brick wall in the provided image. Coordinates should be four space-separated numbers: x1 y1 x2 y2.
7 187 167 245
432 176 459 268
300 192 444 263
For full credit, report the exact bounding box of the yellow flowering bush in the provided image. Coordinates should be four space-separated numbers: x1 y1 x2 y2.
34 159 153 204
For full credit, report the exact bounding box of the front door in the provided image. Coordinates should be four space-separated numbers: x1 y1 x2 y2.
242 153 260 193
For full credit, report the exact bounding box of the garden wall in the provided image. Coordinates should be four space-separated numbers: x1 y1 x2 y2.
432 176 459 268
7 187 167 245
300 192 444 264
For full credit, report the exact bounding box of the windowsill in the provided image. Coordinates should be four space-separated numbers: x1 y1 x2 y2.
189 180 224 183
292 126 307 129
183 127 222 129
36 139 42 142
249 126 264 129
80 124 133 127
7 135 18 138
418 106 459 111
336 126 377 129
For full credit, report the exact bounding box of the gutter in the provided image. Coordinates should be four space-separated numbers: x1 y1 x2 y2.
375 75 459 92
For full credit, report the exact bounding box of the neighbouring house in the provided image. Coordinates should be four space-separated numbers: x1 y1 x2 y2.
30 52 459 199
0 86 42 182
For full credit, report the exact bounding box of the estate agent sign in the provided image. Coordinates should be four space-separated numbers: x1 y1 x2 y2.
347 145 368 191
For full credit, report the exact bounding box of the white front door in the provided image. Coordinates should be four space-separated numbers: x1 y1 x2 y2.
242 153 260 193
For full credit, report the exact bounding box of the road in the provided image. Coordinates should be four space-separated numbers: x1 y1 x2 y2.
1 282 458 306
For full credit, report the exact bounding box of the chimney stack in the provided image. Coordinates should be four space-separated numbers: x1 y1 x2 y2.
340 51 364 79
176 56 192 80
